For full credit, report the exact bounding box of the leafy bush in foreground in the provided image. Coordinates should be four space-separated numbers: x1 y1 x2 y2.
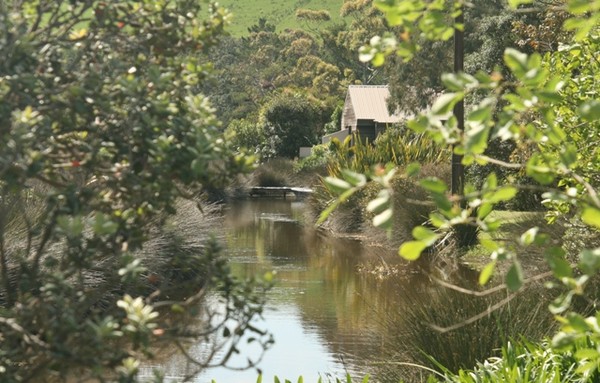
323 0 600 381
0 1 269 381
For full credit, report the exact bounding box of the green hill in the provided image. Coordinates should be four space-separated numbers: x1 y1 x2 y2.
215 0 346 36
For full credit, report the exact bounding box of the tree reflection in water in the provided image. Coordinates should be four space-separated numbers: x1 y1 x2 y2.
152 199 559 382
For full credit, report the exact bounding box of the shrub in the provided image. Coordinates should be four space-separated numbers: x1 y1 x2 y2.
439 339 594 383
0 2 269 381
252 159 294 187
296 143 331 172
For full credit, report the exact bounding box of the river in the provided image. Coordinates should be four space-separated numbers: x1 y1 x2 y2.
144 199 556 383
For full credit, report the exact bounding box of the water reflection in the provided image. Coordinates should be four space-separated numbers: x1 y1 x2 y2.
211 199 389 382
152 199 557 383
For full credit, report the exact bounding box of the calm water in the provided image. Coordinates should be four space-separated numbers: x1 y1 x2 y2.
145 199 555 383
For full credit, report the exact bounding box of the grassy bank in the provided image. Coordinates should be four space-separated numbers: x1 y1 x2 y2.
214 0 346 36
1 187 228 308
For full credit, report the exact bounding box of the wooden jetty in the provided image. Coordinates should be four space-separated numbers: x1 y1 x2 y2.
249 186 313 199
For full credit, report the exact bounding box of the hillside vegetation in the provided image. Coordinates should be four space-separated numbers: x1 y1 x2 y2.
217 0 345 35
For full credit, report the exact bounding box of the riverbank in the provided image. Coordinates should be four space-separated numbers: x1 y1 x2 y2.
231 160 600 284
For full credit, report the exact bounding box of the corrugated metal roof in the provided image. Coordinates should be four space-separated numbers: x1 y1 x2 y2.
347 85 402 123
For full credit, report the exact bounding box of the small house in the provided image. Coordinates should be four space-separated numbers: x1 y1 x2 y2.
322 85 403 145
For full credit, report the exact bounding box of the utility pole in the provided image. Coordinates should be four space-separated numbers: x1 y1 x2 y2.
451 7 465 197
451 5 477 247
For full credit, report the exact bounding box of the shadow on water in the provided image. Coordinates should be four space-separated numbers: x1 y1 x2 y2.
152 199 559 382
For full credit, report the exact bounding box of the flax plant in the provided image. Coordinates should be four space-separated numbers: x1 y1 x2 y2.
326 129 449 178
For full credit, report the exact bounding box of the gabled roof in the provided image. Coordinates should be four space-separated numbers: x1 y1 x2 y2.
346 85 403 124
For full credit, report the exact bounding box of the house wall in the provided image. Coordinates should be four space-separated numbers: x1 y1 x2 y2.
333 85 400 147
298 147 313 158
341 92 356 131
322 128 350 144
356 119 377 143
375 122 390 137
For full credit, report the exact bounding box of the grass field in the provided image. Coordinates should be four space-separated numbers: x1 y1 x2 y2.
213 0 346 36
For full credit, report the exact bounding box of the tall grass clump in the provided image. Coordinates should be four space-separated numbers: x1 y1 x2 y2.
326 128 450 178
252 159 294 187
311 160 450 243
311 127 450 238
0 183 229 307
368 280 560 382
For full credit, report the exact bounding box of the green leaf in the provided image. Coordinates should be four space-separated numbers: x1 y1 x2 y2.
550 292 574 315
575 348 599 360
464 122 489 154
579 248 600 275
526 154 555 185
576 360 599 376
537 91 563 103
487 186 518 203
407 116 429 133
316 188 357 225
582 207 600 230
93 213 119 236
483 173 497 190
522 66 548 87
567 0 600 14
341 170 367 187
566 312 590 332
441 72 478 92
504 48 528 77
432 193 453 213
506 260 524 291
399 241 427 261
420 177 447 194
519 227 539 246
563 16 597 40
324 177 352 195
431 92 463 116
57 215 84 238
477 203 493 220
429 212 448 228
479 261 496 285
441 73 465 91
552 330 576 349
580 100 600 121
507 0 533 8
372 52 386 67
480 239 500 252
366 192 390 214
412 226 439 246
558 144 577 168
405 162 421 177
467 104 493 123
373 208 393 229
546 247 573 279
297 377 303 383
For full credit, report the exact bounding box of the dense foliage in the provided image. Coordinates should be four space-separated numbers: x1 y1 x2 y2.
3 0 599 381
322 0 600 380
0 1 271 381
